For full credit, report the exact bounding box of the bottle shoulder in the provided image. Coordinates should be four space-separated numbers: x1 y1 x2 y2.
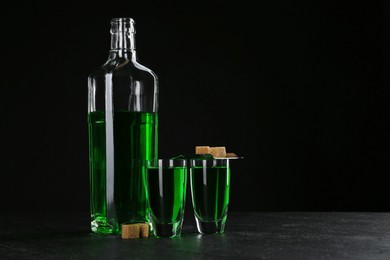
89 58 157 81
132 60 158 80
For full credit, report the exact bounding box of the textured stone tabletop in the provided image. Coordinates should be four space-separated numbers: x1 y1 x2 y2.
1 212 390 259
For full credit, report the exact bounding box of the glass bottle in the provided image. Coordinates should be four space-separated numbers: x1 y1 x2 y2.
88 18 158 235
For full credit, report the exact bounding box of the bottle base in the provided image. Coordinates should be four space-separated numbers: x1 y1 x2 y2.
91 218 116 235
91 216 150 235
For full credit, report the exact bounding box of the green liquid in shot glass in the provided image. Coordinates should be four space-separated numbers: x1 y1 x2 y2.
190 166 230 222
147 167 187 224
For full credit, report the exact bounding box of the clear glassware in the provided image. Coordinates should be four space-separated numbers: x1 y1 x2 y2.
146 159 187 238
190 159 230 234
88 18 158 235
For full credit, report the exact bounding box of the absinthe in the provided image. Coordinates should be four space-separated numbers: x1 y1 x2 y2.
88 110 158 234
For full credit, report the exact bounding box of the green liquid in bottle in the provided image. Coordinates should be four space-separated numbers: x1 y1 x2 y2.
190 166 230 222
146 167 187 224
88 111 158 234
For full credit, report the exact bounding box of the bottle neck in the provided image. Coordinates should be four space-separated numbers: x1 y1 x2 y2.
110 32 137 59
109 18 137 60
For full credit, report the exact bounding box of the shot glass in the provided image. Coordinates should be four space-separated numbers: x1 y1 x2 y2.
190 159 230 234
146 159 187 238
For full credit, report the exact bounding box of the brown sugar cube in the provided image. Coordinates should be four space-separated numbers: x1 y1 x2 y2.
139 223 149 238
195 146 210 154
226 152 237 158
209 147 226 158
122 224 140 239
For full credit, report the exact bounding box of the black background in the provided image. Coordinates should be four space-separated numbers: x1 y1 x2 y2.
0 1 389 214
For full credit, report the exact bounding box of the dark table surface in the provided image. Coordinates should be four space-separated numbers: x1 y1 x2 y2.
1 212 390 259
